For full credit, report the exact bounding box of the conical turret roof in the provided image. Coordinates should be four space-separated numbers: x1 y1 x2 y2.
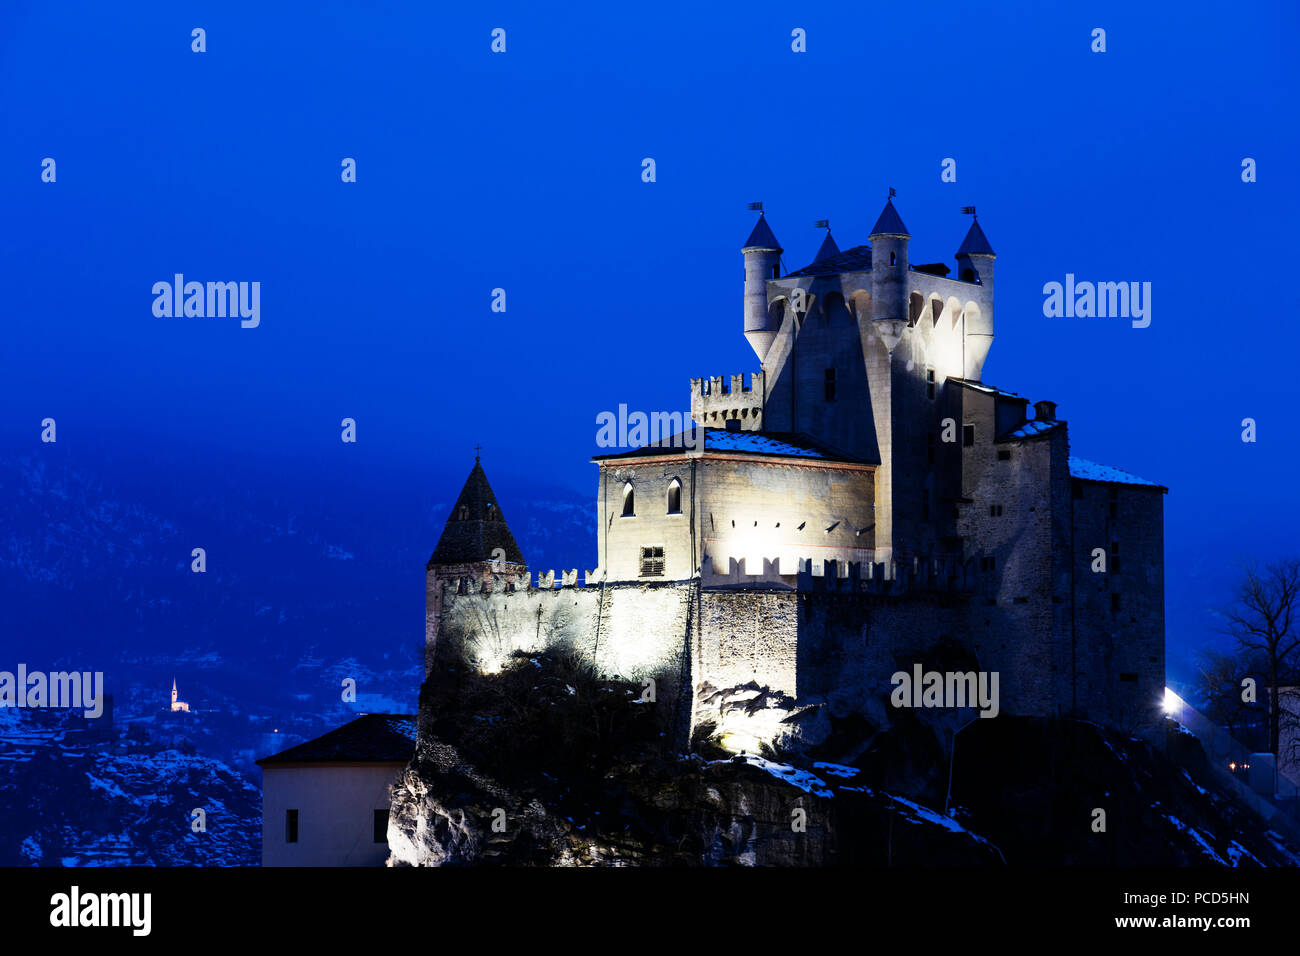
813 230 840 262
869 198 910 237
956 218 995 256
428 459 526 567
742 213 783 252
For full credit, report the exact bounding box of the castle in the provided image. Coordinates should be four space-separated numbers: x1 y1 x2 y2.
423 197 1167 751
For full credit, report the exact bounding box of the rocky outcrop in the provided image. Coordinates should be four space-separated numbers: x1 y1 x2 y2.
388 650 1300 867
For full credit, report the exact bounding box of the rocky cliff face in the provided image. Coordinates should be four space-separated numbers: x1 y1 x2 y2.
387 651 1300 867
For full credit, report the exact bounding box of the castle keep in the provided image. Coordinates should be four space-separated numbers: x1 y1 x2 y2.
425 197 1168 751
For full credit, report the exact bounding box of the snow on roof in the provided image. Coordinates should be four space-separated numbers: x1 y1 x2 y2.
704 430 827 458
595 428 865 463
1068 456 1164 489
999 419 1062 441
948 379 1026 401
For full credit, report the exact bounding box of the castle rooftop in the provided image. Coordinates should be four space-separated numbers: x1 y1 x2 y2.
785 244 873 277
869 197 910 237
813 230 840 263
998 419 1064 442
742 213 783 252
957 218 996 256
1068 456 1165 490
948 378 1027 401
594 428 868 464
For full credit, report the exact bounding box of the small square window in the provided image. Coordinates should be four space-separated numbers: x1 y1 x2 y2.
285 809 299 844
962 424 975 447
640 546 665 577
997 449 1011 461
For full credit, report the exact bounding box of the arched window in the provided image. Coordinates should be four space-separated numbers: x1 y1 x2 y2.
667 478 682 515
621 482 635 517
485 502 495 520
457 505 469 520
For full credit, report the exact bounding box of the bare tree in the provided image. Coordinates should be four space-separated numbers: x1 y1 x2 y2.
1192 647 1266 748
1218 557 1300 757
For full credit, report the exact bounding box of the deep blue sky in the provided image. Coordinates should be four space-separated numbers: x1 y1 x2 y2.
3 0 1297 690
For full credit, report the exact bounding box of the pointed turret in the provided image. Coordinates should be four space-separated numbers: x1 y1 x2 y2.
742 209 784 362
869 195 910 332
868 198 910 238
813 225 840 263
742 213 783 253
428 457 526 568
955 215 995 286
956 218 994 256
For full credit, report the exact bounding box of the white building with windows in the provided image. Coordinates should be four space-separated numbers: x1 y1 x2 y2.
257 713 416 866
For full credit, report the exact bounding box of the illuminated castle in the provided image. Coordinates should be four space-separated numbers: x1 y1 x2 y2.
423 196 1168 751
170 678 190 714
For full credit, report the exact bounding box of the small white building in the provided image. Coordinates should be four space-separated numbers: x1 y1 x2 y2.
257 713 416 866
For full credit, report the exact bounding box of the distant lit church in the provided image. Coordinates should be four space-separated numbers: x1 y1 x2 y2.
170 679 190 714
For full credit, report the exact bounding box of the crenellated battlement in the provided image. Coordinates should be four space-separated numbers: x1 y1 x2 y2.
441 567 609 597
700 554 973 594
690 371 764 431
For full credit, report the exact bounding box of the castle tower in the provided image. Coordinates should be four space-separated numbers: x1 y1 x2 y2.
865 196 912 568
868 196 910 329
424 455 526 674
955 216 996 379
742 211 783 361
955 216 995 285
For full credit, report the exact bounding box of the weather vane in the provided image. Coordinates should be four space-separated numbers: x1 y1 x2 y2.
748 201 763 212
815 219 830 230
888 187 897 199
962 205 977 217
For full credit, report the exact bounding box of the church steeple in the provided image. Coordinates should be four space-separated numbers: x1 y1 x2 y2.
428 457 526 568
